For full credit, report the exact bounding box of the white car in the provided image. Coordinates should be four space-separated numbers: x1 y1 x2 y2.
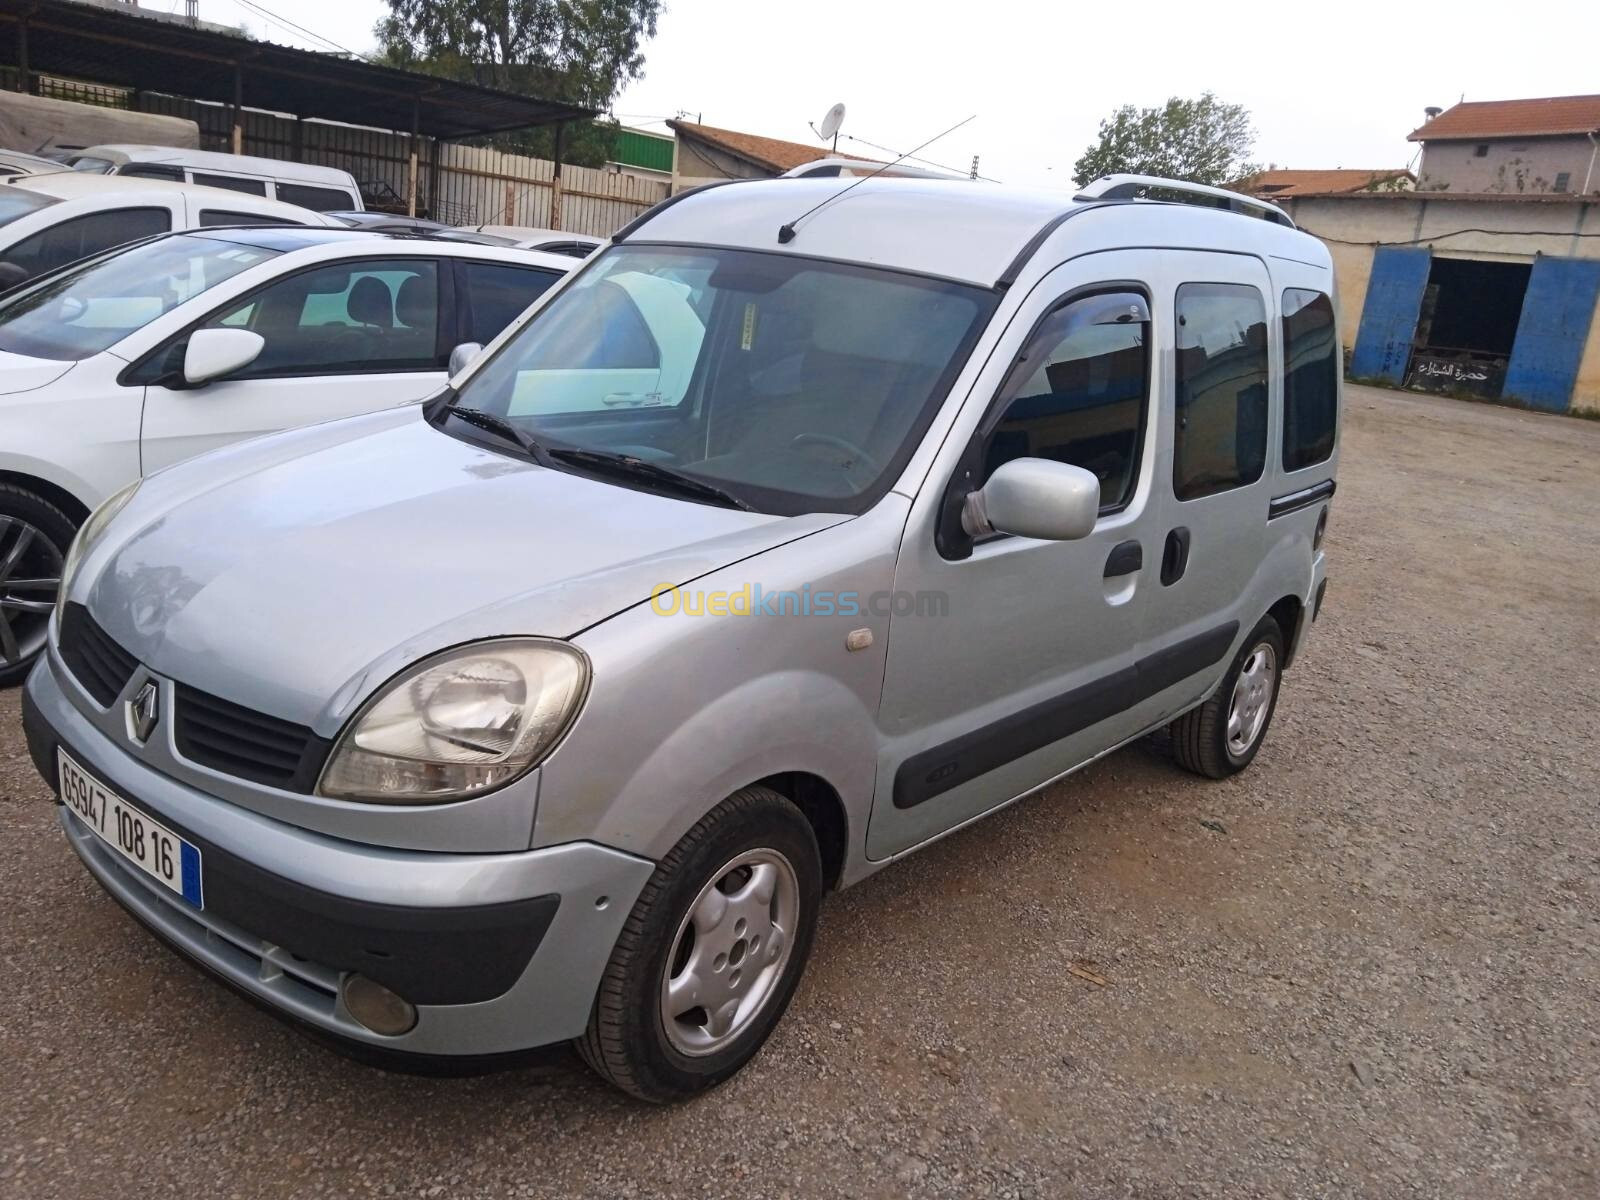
0 172 336 287
461 224 602 258
65 145 363 213
0 227 573 683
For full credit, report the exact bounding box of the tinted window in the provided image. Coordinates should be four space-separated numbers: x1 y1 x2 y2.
275 183 357 212
70 157 117 174
460 261 562 343
983 291 1149 513
540 241 597 259
1281 289 1338 472
1173 283 1268 500
0 187 58 228
118 163 184 182
199 209 291 228
202 259 441 376
0 233 277 360
193 172 268 196
3 207 171 281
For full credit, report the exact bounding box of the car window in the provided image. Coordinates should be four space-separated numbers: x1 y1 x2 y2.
0 233 279 361
1173 282 1269 501
69 157 117 174
0 186 59 228
459 261 563 344
982 291 1150 513
539 241 597 259
1281 288 1338 472
193 172 268 196
274 183 358 212
199 209 291 228
201 259 442 377
118 163 184 182
2 207 172 282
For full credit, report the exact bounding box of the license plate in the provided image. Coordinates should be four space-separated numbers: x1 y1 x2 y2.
59 751 203 909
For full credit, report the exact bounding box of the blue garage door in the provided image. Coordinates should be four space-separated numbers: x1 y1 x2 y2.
1349 246 1431 383
1503 256 1600 413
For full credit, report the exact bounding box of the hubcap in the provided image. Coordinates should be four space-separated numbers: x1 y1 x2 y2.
0 516 63 670
660 848 800 1057
1225 642 1278 759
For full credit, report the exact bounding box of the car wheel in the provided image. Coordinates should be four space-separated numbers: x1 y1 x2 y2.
1169 614 1285 779
577 785 823 1102
0 485 75 689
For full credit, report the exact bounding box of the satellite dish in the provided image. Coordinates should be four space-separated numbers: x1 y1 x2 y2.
817 103 846 143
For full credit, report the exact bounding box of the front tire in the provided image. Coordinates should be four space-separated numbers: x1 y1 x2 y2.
577 786 823 1102
1169 615 1285 779
0 485 75 689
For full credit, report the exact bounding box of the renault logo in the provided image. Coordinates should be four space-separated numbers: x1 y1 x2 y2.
128 681 160 745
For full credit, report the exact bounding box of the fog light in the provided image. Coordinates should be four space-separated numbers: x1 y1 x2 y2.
341 974 417 1036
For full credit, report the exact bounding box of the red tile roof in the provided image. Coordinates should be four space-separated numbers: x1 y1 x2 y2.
1235 168 1414 197
1409 95 1600 141
667 120 878 174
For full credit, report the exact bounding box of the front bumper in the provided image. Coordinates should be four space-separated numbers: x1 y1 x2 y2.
24 655 654 1060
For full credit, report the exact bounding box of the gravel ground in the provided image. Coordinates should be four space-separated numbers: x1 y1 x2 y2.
2 384 1597 1199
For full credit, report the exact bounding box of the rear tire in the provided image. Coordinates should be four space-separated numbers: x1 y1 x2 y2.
1169 615 1285 779
577 786 823 1102
0 485 76 689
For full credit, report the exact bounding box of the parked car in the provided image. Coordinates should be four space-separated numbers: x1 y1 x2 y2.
21 174 1339 1101
0 148 69 178
0 227 573 682
462 223 602 258
327 211 517 247
0 172 335 288
66 145 362 212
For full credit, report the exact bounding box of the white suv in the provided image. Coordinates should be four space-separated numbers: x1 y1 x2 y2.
0 227 573 683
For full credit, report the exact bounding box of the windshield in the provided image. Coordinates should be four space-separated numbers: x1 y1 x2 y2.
0 233 279 361
0 186 58 228
445 245 994 515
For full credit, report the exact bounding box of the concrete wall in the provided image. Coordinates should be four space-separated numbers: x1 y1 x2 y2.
671 137 770 192
1418 136 1600 195
1280 194 1600 413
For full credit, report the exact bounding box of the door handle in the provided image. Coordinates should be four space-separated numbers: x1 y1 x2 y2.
1161 527 1191 586
1103 540 1143 578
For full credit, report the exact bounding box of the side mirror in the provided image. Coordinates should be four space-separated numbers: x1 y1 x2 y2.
183 328 264 386
962 458 1101 542
448 341 484 376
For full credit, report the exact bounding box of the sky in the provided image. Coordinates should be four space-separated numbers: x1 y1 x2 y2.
188 0 1597 191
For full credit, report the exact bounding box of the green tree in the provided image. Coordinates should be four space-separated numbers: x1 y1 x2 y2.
375 0 662 166
1071 93 1260 188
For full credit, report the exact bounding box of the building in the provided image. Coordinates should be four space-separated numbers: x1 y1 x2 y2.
1234 168 1413 199
1411 95 1600 195
605 124 674 185
667 119 875 190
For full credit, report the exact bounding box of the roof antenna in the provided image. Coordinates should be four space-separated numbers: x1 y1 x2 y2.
778 114 976 244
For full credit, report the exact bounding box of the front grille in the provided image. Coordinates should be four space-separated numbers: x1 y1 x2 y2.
174 683 331 792
58 603 139 706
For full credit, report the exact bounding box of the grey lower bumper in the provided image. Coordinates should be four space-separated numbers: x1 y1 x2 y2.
25 655 654 1059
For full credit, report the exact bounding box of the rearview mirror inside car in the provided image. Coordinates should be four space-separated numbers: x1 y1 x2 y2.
183 328 265 386
962 457 1101 542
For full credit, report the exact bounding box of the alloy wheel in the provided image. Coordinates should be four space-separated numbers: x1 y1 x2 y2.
0 516 63 670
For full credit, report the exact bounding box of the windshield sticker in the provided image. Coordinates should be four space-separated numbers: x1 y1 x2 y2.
741 302 757 351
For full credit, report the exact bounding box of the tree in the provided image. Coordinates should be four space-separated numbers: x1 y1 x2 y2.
375 0 662 166
1071 93 1260 189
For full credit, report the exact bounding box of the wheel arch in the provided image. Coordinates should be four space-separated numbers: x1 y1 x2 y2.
0 470 91 527
1266 594 1305 669
754 771 849 890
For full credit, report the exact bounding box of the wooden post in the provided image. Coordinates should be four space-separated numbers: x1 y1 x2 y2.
406 97 421 217
426 137 443 223
16 20 29 95
230 64 243 154
291 115 304 163
503 181 515 224
550 122 566 230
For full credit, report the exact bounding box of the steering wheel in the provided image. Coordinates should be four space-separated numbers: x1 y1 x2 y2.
789 433 882 478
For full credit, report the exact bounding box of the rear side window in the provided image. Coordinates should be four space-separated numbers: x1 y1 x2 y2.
194 173 268 196
201 259 442 376
119 163 184 182
1281 288 1338 471
1173 283 1269 500
459 261 562 344
2 207 171 281
981 290 1150 513
199 209 290 228
275 183 357 212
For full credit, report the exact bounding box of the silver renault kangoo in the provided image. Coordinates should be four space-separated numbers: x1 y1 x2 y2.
23 173 1339 1101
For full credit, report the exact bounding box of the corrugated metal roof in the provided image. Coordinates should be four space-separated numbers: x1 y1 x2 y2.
1410 95 1600 141
1236 169 1414 197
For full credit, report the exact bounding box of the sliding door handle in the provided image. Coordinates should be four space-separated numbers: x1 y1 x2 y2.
1104 540 1143 578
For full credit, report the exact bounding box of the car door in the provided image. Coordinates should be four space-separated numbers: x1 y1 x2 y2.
867 252 1170 860
1134 250 1278 714
139 256 447 472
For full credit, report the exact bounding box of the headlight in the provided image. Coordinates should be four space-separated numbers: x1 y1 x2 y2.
317 639 589 804
55 479 141 628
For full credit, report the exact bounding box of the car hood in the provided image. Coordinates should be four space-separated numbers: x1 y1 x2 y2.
0 350 75 395
86 411 846 731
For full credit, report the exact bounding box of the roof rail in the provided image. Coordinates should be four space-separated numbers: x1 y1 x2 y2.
1075 174 1296 228
781 157 963 181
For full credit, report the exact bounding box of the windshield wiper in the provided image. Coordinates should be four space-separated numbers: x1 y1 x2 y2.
548 448 754 511
445 406 550 463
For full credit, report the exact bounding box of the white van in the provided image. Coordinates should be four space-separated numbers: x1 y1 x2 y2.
66 145 362 213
